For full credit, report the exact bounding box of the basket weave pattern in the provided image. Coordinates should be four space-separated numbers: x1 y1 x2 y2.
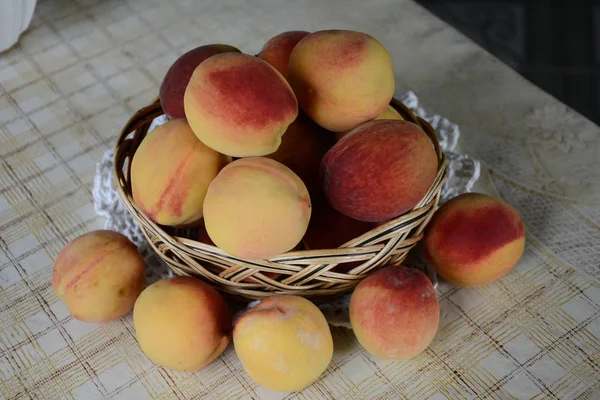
113 98 448 300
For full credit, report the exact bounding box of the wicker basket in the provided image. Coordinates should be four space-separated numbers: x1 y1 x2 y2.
113 97 447 301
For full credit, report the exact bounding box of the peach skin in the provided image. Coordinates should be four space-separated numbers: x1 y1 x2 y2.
233 295 333 392
350 266 439 360
130 118 231 227
266 111 335 194
203 157 311 260
133 276 232 372
258 31 310 79
302 189 377 273
288 29 395 132
320 119 437 222
52 230 145 323
336 104 404 141
375 104 404 121
423 193 526 286
159 44 241 119
184 53 298 157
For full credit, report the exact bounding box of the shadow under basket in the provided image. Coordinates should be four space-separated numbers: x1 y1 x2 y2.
113 98 448 301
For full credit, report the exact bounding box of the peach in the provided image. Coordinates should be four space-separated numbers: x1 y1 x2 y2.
288 30 395 132
131 119 231 227
159 44 241 119
321 119 437 222
423 193 526 286
258 30 310 79
349 266 439 360
52 230 145 323
203 157 311 260
303 191 376 250
233 295 333 392
335 104 404 141
133 276 231 372
184 53 298 157
303 193 377 273
266 112 335 193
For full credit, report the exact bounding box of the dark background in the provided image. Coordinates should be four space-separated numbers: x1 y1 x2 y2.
415 0 600 125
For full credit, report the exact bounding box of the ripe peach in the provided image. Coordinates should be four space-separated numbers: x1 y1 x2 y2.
349 266 439 360
423 193 526 286
233 295 333 392
288 30 395 132
321 119 437 222
184 53 298 157
133 276 231 372
335 104 404 141
52 230 145 323
303 191 376 250
258 31 310 79
131 119 231 227
203 157 311 260
303 193 377 273
159 44 241 119
266 112 335 193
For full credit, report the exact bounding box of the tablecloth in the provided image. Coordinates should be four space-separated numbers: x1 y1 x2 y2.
1 0 599 399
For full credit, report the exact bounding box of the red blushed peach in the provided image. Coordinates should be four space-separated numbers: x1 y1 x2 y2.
423 193 526 286
258 31 310 79
184 53 298 157
266 112 335 194
320 119 438 222
288 30 395 132
349 266 439 360
52 230 145 323
159 44 241 119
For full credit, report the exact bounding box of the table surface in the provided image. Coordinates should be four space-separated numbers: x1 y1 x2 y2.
1 0 599 399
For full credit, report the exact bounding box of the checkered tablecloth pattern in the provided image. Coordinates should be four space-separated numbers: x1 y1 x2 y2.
1 0 600 399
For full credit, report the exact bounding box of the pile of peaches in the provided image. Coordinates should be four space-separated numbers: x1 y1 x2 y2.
51 29 526 393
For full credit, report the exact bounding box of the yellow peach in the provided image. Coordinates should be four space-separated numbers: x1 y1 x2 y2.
233 295 333 392
203 157 311 260
133 276 232 372
52 230 145 323
288 30 395 132
131 119 230 227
